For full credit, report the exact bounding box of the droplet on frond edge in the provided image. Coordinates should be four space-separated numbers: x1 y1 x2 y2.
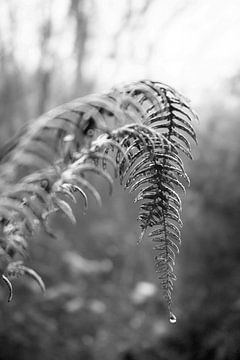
169 312 177 324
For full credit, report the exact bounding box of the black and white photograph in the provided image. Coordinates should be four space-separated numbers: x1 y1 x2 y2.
0 1 239 359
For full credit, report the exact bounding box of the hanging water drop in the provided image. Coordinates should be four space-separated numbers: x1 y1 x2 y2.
169 312 177 324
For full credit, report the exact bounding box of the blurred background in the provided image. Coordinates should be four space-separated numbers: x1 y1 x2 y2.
1 0 240 359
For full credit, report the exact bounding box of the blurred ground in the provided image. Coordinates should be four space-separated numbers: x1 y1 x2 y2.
1 1 240 359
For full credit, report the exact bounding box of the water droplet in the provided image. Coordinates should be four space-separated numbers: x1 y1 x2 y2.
169 312 177 324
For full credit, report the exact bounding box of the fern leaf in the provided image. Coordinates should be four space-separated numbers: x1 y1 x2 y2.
73 164 114 195
1 274 13 302
56 184 77 204
6 261 46 293
0 80 197 321
67 175 102 207
52 197 76 224
71 185 88 210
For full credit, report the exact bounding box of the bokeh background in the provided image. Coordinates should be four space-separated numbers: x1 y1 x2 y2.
1 1 240 359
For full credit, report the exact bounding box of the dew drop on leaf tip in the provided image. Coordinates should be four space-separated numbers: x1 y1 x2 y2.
169 312 177 324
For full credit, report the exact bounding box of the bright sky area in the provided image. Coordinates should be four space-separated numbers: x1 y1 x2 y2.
0 0 240 106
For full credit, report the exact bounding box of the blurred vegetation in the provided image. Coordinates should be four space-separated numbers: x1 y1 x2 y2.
1 1 240 360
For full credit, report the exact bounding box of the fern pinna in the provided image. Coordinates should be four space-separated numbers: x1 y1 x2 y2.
0 80 197 322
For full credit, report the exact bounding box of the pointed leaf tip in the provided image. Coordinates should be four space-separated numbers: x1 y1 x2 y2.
54 198 76 224
22 267 46 293
2 274 13 302
137 229 146 244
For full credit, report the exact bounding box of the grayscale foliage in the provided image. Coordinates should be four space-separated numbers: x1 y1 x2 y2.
0 80 197 321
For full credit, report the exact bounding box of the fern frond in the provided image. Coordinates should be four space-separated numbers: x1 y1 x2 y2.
0 80 197 321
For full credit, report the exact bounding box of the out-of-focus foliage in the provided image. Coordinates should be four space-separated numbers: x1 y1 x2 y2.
0 0 93 145
175 107 240 360
0 186 169 360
